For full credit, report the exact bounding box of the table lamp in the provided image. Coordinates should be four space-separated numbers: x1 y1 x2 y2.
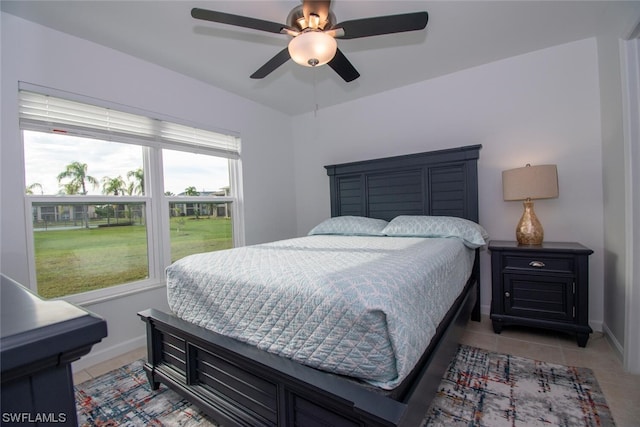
502 164 559 245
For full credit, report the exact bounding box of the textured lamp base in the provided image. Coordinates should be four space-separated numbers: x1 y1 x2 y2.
516 199 544 245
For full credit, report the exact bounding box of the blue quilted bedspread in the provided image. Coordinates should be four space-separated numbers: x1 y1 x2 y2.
166 235 474 389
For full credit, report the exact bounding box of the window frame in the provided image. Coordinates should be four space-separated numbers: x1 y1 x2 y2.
20 84 244 304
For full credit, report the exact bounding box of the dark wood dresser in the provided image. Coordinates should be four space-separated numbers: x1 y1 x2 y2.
489 240 593 347
1 274 107 426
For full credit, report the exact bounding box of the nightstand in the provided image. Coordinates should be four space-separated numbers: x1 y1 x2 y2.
489 240 594 347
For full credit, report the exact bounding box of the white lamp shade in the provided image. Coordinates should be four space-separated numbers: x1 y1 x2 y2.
502 164 559 201
288 31 337 67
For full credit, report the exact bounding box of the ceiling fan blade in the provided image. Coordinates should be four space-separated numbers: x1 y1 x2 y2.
328 48 360 82
334 12 428 39
191 8 288 34
250 48 291 79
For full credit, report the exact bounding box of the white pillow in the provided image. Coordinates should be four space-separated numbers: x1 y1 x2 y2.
382 215 489 248
308 216 389 236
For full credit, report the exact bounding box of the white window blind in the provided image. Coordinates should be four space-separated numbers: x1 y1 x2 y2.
19 90 240 159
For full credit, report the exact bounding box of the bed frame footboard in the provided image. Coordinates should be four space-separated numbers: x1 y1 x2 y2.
138 278 477 427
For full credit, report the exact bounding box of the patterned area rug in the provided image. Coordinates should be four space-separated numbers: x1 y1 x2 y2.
75 345 615 426
424 345 614 426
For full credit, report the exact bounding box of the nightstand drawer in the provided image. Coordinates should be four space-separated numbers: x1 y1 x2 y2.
503 255 574 273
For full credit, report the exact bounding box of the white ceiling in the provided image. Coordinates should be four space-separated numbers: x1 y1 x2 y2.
3 1 640 116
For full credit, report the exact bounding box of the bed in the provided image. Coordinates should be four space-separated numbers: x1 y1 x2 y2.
139 144 483 427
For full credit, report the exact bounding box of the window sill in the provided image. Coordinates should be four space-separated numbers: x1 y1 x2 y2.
61 280 166 307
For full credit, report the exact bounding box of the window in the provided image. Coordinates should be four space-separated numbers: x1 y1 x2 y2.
20 85 242 302
163 149 233 262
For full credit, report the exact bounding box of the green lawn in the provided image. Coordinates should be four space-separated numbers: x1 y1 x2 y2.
34 216 232 298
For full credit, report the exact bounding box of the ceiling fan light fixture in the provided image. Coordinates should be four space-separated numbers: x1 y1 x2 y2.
288 31 337 67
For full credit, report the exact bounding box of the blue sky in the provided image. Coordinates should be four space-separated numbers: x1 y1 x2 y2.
23 131 229 196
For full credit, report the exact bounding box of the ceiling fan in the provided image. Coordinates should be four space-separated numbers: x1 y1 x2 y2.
191 0 428 82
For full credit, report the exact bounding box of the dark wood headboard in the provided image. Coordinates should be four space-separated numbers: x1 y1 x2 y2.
325 145 482 223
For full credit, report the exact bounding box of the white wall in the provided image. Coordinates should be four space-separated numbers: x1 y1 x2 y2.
292 38 606 328
0 13 297 368
620 36 640 373
0 11 616 368
598 34 628 354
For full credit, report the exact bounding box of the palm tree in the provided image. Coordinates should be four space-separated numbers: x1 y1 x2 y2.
127 168 144 195
184 186 200 218
57 161 98 228
102 176 127 224
57 161 98 195
25 183 43 195
102 176 126 196
124 169 144 225
184 186 199 196
60 182 81 195
60 182 83 225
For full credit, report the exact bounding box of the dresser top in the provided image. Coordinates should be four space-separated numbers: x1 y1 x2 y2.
488 240 593 254
1 274 107 373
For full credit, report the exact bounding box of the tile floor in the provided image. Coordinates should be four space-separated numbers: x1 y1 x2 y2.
74 315 640 426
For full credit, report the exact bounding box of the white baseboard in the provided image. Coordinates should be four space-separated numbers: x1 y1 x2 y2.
602 322 624 363
589 320 603 333
72 335 146 372
480 303 491 316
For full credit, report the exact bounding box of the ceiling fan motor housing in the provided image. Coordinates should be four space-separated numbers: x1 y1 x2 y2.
287 4 336 31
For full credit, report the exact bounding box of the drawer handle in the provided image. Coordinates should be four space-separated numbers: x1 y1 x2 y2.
505 292 510 298
529 261 546 268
